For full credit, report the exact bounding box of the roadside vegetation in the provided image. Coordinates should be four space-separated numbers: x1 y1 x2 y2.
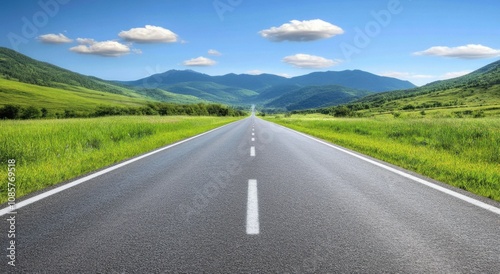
0 76 246 119
0 101 246 120
0 116 243 204
264 114 500 202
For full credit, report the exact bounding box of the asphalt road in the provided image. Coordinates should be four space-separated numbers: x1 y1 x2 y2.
1 115 500 273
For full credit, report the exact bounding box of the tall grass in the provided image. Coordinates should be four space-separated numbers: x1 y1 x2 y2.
0 116 242 204
266 115 500 202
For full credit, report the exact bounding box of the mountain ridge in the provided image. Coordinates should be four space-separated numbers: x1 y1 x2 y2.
121 68 416 95
265 85 372 111
5 47 498 114
118 66 416 108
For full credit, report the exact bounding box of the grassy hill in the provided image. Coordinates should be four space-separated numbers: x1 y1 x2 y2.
0 47 140 97
354 60 500 115
130 88 203 104
0 78 150 115
0 47 207 116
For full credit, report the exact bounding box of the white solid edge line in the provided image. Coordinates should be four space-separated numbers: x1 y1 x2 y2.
250 146 256 157
0 120 242 217
271 122 500 216
246 179 259 235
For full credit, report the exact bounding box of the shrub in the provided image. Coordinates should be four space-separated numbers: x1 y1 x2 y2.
332 106 354 117
473 110 485 118
0 104 22 119
21 106 42 119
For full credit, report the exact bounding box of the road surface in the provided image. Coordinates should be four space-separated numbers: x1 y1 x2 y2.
1 115 499 273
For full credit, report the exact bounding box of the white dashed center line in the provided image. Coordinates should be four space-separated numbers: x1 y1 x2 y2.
246 179 259 235
247 125 258 234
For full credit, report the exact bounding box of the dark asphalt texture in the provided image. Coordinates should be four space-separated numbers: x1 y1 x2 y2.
1 115 499 273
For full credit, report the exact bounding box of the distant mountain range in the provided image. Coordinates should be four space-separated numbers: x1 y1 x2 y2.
265 85 373 111
119 68 415 110
123 69 414 93
2 47 498 114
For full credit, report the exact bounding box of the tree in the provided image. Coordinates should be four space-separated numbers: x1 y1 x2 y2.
64 109 77 118
332 106 353 117
21 106 42 119
0 104 22 119
41 107 48 118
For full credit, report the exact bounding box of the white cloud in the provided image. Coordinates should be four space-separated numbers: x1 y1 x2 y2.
381 70 472 81
282 54 340 68
208 49 222 56
70 40 131 57
76 38 96 45
246 70 264 75
131 48 143 55
38 33 72 43
259 19 344 42
183 56 216 66
278 73 292 78
380 72 434 79
380 70 473 86
441 70 472 80
413 44 500 59
246 70 292 78
119 25 178 43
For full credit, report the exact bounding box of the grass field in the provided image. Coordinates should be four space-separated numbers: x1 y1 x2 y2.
364 84 500 114
0 116 243 204
0 78 152 113
264 114 500 202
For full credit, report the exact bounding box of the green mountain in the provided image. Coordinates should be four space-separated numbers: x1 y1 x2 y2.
0 77 150 114
288 70 415 92
0 47 201 111
0 47 424 113
0 47 139 97
132 88 202 105
163 81 258 104
121 68 416 108
266 85 373 111
255 84 304 103
353 59 500 113
126 69 415 95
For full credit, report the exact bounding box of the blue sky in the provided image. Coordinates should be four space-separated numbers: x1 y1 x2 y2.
1 0 499 86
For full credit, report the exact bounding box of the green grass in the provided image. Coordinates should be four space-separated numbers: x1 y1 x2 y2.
351 78 500 117
366 84 500 115
0 116 243 204
264 114 500 202
0 78 151 113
